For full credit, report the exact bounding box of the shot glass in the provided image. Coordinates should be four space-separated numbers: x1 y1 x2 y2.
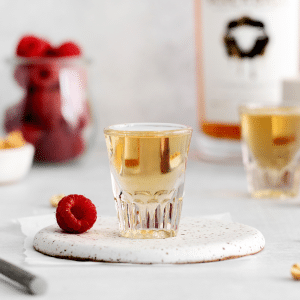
104 123 192 239
240 104 300 198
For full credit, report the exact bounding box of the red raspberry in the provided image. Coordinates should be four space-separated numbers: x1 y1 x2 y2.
4 99 26 132
29 90 62 129
56 194 97 233
29 63 59 88
57 42 82 57
14 64 31 88
44 46 60 57
72 130 85 158
34 128 72 162
21 124 44 145
16 35 51 57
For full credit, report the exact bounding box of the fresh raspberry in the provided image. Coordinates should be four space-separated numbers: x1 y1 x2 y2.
28 63 59 88
29 90 62 129
44 45 60 57
57 42 82 57
33 118 86 162
72 130 85 158
21 124 44 145
34 128 72 162
16 35 51 57
14 64 31 88
4 99 26 132
56 194 97 233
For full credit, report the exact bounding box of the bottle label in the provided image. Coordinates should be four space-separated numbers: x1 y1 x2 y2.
197 0 299 123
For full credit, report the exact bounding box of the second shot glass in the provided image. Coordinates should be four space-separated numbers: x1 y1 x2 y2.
240 104 300 198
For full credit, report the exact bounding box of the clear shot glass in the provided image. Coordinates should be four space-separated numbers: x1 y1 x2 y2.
104 123 192 238
240 104 300 198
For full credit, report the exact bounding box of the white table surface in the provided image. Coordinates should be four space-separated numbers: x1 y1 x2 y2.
1 146 300 299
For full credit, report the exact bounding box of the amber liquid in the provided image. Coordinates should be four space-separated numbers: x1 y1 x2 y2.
201 122 241 140
241 108 300 169
106 133 191 198
105 125 192 238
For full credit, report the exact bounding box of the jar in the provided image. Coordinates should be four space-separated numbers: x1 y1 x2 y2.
4 57 93 163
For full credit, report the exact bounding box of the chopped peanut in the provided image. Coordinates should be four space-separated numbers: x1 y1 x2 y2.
50 194 65 207
291 264 300 280
0 131 26 149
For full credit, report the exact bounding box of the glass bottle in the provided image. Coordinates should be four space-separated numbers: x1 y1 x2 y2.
194 0 299 162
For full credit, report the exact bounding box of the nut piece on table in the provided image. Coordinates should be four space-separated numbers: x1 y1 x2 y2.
291 264 300 280
50 194 65 207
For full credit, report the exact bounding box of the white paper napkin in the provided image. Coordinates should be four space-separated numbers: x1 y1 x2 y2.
17 213 233 265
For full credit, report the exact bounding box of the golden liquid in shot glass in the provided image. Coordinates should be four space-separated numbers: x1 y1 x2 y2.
104 123 192 239
240 106 300 198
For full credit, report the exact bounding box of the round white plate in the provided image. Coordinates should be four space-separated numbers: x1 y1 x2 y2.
33 216 265 264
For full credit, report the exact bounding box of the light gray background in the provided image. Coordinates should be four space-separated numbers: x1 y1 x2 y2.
0 0 197 148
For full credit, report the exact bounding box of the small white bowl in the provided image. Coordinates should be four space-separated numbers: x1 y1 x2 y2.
0 143 35 184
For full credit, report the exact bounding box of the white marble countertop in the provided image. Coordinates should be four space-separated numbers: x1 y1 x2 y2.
0 147 300 299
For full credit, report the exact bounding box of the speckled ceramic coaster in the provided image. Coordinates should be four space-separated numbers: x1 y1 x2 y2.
33 216 265 264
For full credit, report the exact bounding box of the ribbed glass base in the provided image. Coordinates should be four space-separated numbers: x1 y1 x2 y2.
245 164 300 199
114 189 183 239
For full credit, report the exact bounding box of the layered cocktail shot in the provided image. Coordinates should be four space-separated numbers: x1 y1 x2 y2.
240 105 300 198
104 123 192 239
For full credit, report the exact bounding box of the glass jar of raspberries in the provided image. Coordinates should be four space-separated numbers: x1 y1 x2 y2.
4 35 94 163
